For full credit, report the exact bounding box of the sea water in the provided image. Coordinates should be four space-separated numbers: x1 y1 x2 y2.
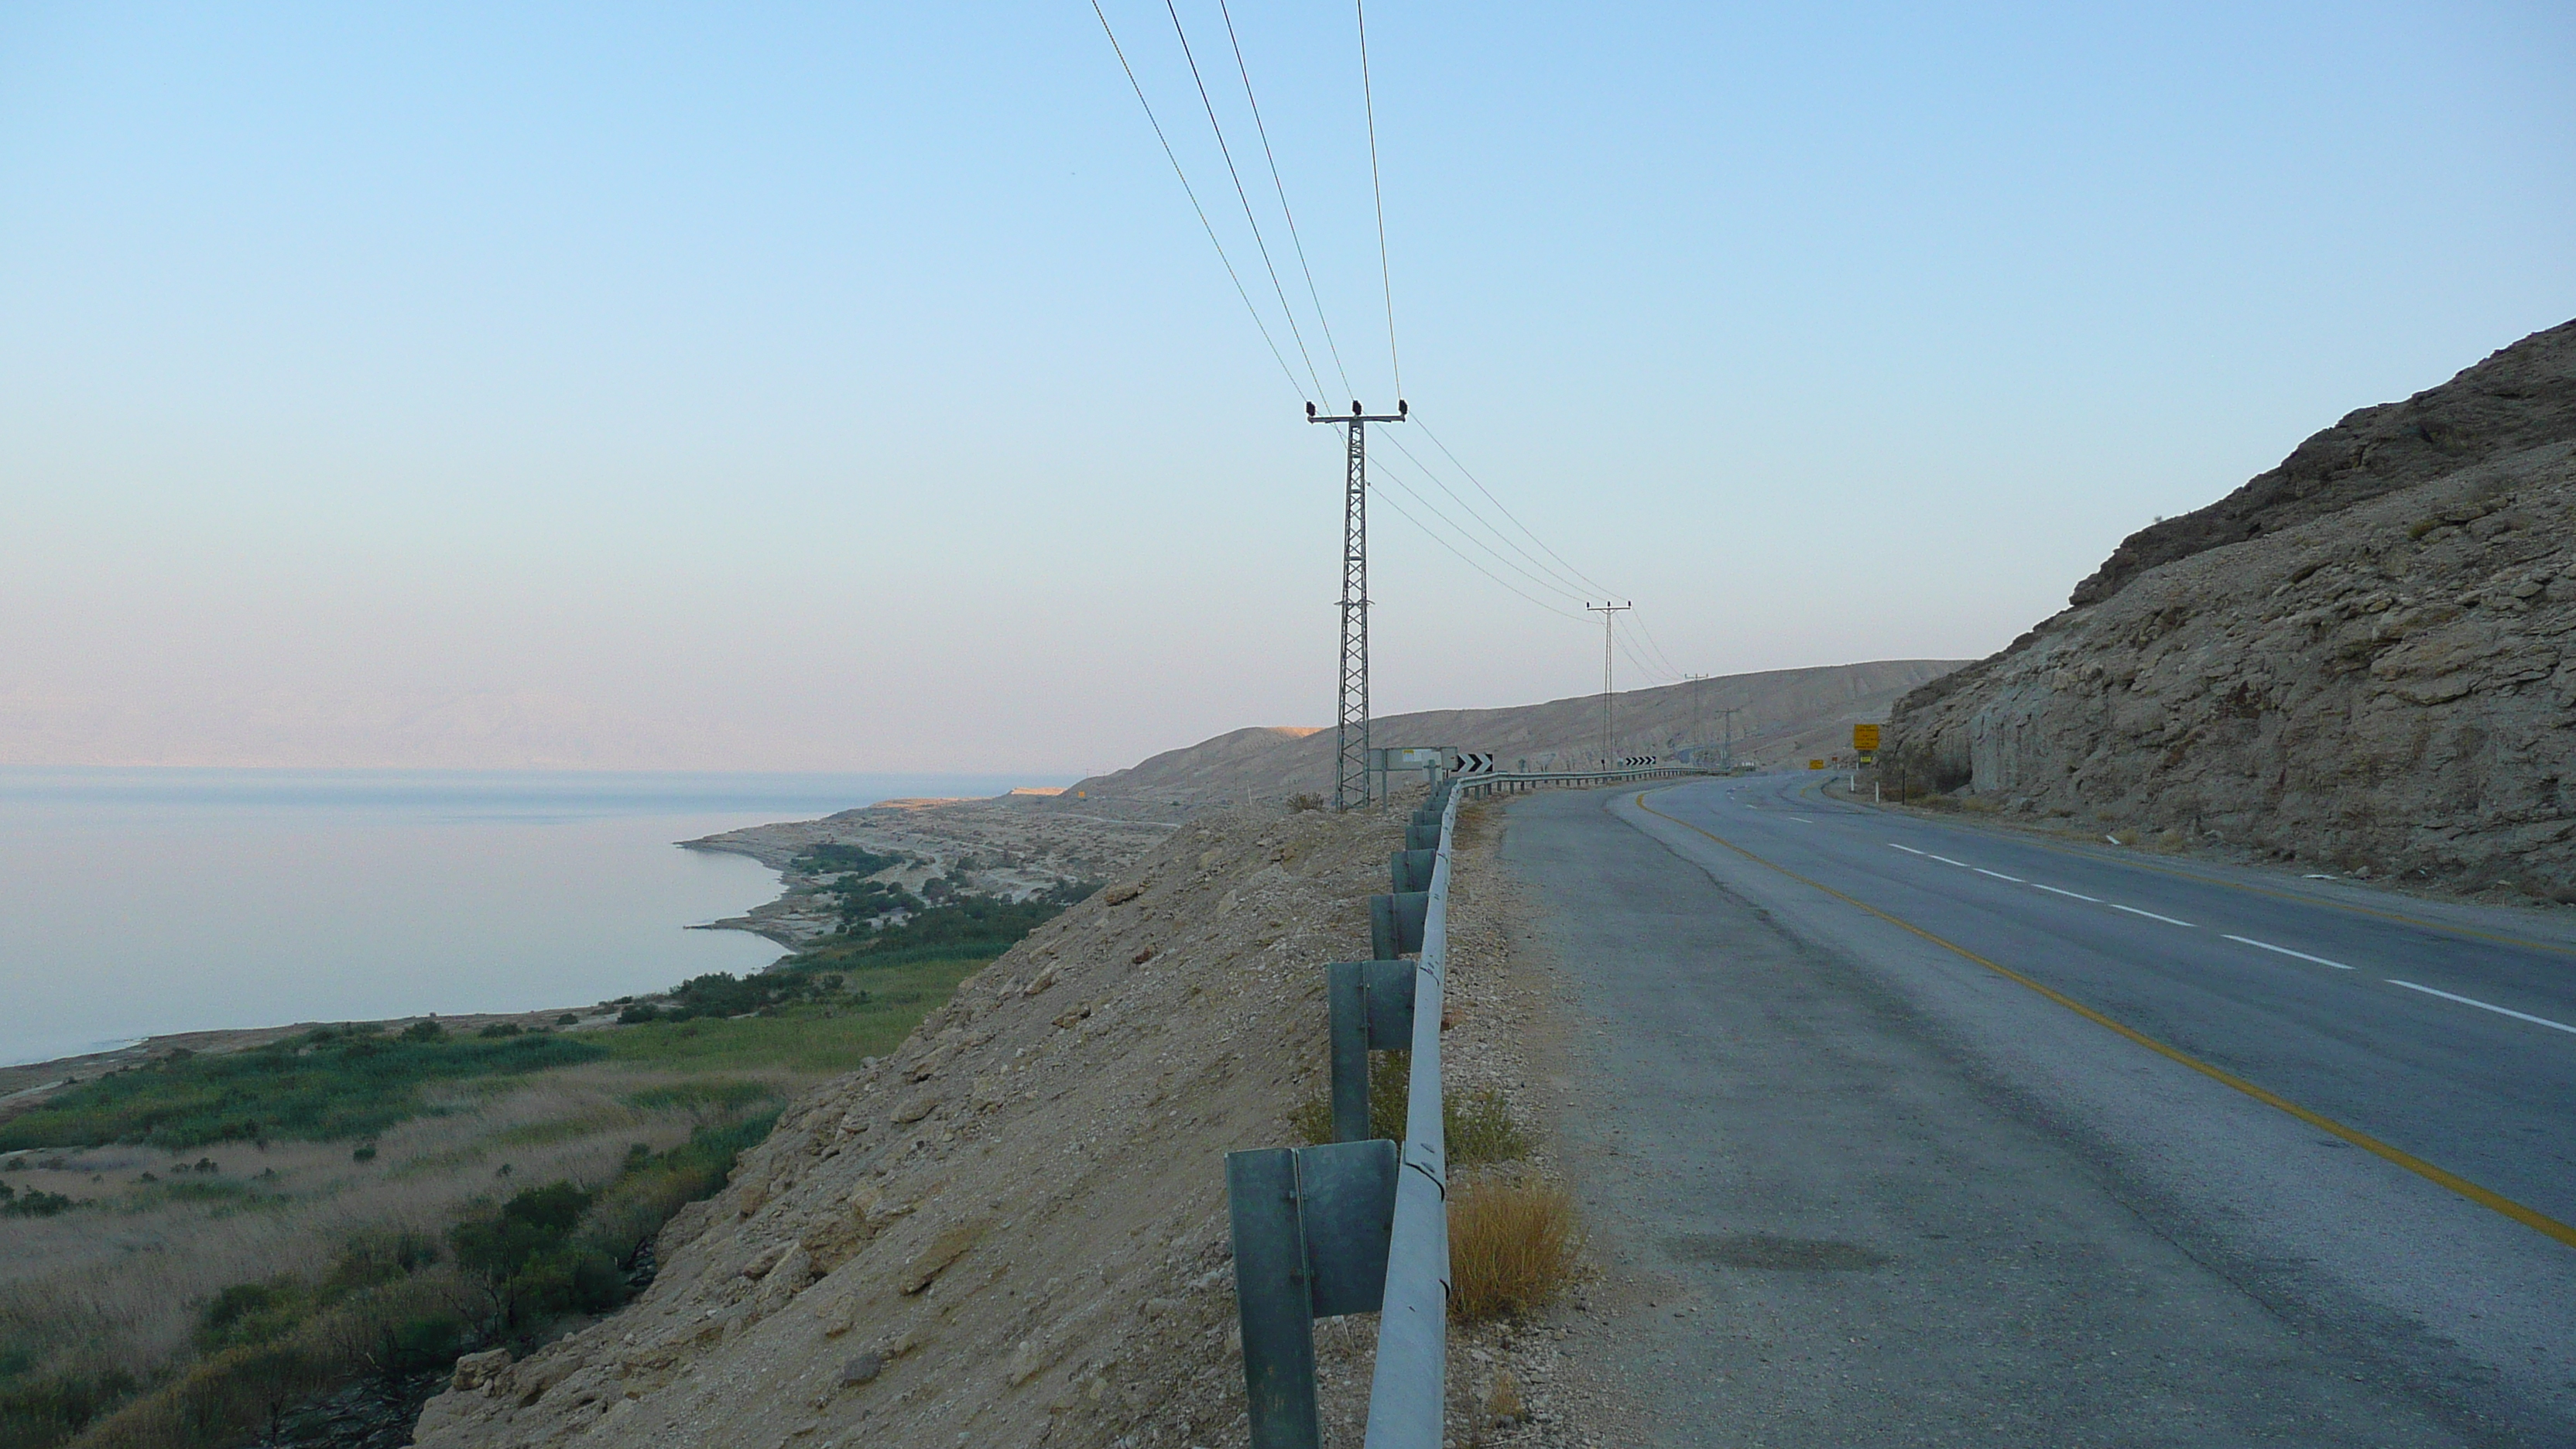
0 768 1045 1067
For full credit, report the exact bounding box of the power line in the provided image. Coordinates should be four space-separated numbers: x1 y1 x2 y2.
1629 611 1689 680
1341 442 1584 622
1088 0 1305 399
1354 0 1401 400
1162 0 1328 401
1214 0 1353 400
1380 432 1601 601
1366 447 1591 606
1411 413 1619 598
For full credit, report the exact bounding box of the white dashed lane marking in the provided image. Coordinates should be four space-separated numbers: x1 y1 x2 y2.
2109 903 2196 928
1974 868 2025 883
2225 935 2354 971
2030 882 2102 903
2387 980 2576 1036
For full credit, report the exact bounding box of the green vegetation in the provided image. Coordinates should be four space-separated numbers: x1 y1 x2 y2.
794 882 1095 968
1444 1087 1532 1166
613 968 857 1025
790 842 909 876
0 874 1039 1449
450 1113 775 1331
827 877 923 927
60 1231 476 1449
55 1118 773 1449
597 957 989 1073
0 1027 606 1153
0 1366 137 1449
0 1184 77 1218
1290 1053 1530 1166
789 844 925 929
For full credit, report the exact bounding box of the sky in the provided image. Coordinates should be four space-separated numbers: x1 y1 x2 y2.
5 2 2571 776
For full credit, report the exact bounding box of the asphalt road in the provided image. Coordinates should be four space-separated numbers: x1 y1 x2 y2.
1501 775 2576 1447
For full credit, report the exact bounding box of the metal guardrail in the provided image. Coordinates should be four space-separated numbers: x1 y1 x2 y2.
1455 761 1713 797
1358 783 1455 1447
1226 765 1708 1447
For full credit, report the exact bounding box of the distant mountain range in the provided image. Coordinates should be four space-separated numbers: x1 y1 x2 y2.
1063 659 1968 807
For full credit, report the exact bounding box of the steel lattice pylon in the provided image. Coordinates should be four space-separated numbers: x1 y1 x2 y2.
1337 418 1370 809
1311 402 1406 810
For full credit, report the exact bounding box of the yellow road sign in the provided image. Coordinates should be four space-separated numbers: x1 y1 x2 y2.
1808 759 1824 770
1853 724 1881 750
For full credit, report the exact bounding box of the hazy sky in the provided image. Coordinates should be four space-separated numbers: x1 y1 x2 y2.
6 2 2571 775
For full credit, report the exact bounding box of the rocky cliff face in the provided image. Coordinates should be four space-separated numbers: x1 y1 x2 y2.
2068 319 2576 608
1889 320 2576 896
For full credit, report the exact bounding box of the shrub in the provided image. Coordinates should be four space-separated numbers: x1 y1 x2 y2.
791 843 908 876
1444 1088 1530 1166
1289 1057 1526 1164
197 1279 307 1353
555 1014 580 1026
793 886 1093 967
0 1367 139 1449
1286 793 1324 813
448 1114 774 1334
1447 1176 1582 1322
475 1023 523 1039
398 1021 447 1044
0 1184 76 1218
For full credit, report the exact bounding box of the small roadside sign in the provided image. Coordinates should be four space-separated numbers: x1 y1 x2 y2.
1808 759 1824 770
1852 724 1880 751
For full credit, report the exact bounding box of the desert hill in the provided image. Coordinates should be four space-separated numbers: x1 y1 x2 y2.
1065 659 1967 808
1889 318 2576 896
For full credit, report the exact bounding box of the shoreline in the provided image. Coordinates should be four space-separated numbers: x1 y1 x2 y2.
677 788 1184 951
3 789 1176 1121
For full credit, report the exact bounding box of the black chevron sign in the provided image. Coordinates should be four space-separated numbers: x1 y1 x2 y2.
1448 752 1496 775
1621 755 1658 768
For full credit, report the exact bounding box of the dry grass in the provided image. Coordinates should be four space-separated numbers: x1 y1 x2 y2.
0 1064 745 1436
1447 1174 1582 1324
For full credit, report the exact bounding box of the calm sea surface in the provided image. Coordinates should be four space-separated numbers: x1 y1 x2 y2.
0 769 1046 1067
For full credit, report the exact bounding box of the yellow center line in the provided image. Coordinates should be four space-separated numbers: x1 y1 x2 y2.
1631 790 2576 1254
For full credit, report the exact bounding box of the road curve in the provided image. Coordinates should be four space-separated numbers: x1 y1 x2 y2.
1500 774 2576 1447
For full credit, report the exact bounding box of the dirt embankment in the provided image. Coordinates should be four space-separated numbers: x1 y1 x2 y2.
409 796 1597 1448
1889 318 2576 895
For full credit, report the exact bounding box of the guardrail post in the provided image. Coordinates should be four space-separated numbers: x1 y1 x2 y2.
1328 960 1416 1142
1404 811 1440 851
1368 891 1429 959
1228 1149 1317 1447
1225 1141 1400 1449
1389 848 1437 892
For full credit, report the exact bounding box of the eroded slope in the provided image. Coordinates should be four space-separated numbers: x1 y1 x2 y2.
412 802 1402 1447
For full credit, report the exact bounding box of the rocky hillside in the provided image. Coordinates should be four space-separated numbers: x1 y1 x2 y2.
1071 660 1966 809
409 793 1569 1448
1889 319 2576 896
